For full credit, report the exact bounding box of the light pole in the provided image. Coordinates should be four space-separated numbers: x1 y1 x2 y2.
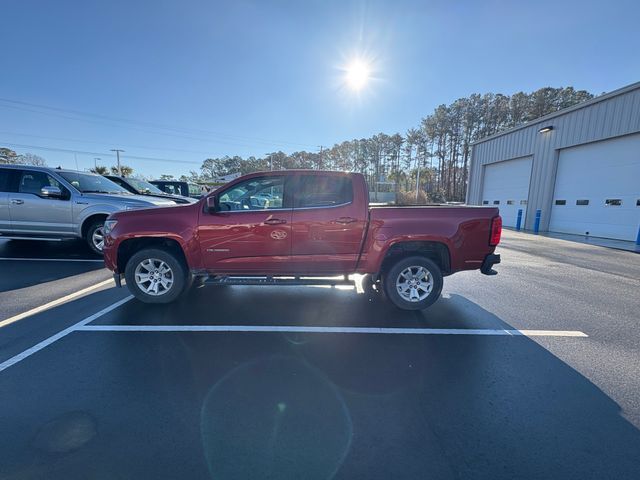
110 149 125 176
94 157 101 170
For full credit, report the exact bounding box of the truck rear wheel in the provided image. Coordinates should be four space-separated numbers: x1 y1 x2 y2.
124 248 187 304
383 256 443 310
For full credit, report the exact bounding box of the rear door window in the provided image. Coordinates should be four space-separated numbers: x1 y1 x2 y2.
294 175 353 208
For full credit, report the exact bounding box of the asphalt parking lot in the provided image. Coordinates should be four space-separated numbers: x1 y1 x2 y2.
1 231 639 479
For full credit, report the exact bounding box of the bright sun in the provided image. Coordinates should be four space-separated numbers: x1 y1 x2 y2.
345 60 370 90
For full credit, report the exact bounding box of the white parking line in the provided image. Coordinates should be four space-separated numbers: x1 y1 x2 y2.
0 289 587 375
0 278 116 328
0 296 133 373
0 257 104 263
76 325 588 337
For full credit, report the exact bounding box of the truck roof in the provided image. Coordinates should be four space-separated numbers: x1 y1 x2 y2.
232 170 360 179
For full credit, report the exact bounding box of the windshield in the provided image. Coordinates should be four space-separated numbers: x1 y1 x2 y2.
59 171 131 194
125 177 165 194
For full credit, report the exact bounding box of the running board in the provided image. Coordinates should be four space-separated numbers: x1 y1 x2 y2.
204 275 355 287
0 235 63 242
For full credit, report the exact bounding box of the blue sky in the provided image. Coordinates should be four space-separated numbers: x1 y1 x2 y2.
1 0 639 178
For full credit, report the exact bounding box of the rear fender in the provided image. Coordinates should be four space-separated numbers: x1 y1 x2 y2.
374 237 453 275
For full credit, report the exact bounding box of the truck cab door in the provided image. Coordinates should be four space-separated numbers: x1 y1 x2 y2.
289 173 367 274
198 175 293 274
9 169 74 237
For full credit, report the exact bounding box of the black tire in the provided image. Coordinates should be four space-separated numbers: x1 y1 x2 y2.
383 256 443 311
85 219 106 255
124 248 187 304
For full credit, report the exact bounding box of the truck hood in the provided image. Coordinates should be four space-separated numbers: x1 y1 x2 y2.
135 192 197 204
79 192 176 206
108 199 199 221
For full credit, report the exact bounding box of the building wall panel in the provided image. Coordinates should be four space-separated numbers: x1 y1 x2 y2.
467 83 640 231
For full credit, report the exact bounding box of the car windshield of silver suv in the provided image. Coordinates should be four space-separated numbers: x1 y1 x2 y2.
58 171 133 195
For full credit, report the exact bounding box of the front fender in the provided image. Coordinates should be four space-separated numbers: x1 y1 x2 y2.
74 204 120 235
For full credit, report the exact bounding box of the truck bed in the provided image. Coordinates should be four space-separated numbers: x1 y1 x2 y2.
358 205 500 274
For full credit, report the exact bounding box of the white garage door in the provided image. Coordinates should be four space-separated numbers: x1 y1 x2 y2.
550 133 640 241
481 156 532 228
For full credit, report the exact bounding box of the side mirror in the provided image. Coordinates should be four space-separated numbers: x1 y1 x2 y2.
206 195 219 213
41 186 63 198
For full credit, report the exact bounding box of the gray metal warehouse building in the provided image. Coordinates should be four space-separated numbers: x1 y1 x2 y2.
466 81 640 243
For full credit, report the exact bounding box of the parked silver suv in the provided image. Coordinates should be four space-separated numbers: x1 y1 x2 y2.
0 165 175 254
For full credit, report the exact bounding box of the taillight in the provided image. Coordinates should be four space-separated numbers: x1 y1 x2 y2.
489 216 502 246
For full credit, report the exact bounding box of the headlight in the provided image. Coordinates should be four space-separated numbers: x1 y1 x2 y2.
103 220 118 235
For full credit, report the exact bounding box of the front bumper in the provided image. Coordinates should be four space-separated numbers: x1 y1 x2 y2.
102 235 119 273
480 253 501 275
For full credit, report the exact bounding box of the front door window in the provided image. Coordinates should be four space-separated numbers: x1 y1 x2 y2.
218 177 285 211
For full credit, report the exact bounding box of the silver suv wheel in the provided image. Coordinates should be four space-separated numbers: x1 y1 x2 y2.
134 258 174 296
91 226 105 252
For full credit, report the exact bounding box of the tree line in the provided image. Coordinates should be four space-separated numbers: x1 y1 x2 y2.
0 148 47 166
186 86 593 202
2 86 594 202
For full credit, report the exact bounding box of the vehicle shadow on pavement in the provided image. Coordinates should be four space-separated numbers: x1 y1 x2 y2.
0 239 101 260
1 289 640 480
0 261 104 293
95 283 526 331
0 240 104 293
0 289 640 480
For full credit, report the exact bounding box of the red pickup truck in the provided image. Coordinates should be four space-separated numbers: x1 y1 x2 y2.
103 170 501 310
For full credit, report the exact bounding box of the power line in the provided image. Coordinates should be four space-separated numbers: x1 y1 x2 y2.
0 141 201 165
0 131 220 156
0 103 274 149
0 97 318 150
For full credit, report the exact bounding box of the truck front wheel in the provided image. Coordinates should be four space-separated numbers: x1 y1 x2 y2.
85 219 106 255
383 256 443 310
124 248 187 304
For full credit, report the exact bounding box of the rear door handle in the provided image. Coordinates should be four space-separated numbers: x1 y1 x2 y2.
264 218 287 225
10 199 24 205
335 217 357 224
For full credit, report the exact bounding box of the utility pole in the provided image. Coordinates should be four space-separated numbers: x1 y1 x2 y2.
318 146 324 170
94 157 101 170
110 149 125 176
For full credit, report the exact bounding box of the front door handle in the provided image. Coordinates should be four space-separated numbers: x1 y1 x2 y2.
10 199 24 205
335 216 357 224
264 218 287 225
